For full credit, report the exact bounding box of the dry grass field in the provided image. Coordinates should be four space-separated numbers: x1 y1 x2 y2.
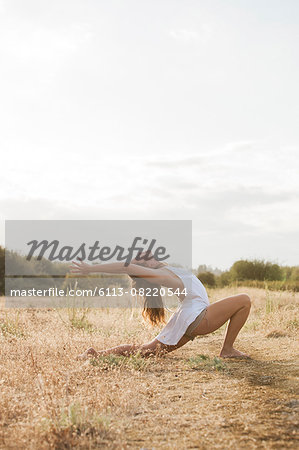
0 287 298 449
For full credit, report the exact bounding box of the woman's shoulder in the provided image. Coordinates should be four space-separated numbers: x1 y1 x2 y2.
163 266 194 287
165 266 208 298
165 266 192 276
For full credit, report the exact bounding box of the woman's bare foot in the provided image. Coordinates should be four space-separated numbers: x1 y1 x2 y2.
220 347 251 359
77 347 98 360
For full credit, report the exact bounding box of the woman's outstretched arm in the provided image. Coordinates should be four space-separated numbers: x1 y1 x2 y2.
70 260 182 289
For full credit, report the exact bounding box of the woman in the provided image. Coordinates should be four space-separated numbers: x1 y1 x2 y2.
70 255 251 359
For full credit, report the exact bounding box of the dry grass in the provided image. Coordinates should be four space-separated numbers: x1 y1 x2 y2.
0 287 298 449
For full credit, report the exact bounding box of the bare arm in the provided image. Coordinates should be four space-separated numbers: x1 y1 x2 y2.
70 261 183 289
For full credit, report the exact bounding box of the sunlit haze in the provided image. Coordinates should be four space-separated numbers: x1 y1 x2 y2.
1 0 298 269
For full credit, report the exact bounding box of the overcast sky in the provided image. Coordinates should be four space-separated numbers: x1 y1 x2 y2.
0 0 298 270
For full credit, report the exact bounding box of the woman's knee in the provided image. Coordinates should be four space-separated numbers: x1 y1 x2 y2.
238 293 251 308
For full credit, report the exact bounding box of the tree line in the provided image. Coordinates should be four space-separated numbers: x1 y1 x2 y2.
197 259 299 291
0 247 128 295
0 247 298 294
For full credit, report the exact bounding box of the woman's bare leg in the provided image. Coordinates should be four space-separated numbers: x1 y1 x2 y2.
77 335 191 360
192 293 251 358
77 294 251 360
77 345 138 360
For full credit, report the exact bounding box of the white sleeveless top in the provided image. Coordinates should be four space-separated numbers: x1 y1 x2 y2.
155 266 210 346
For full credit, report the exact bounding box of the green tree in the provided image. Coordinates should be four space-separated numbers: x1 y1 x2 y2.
217 271 232 287
264 262 283 281
290 267 299 282
197 271 216 287
230 259 283 281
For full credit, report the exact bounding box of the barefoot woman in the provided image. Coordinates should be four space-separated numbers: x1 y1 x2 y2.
71 256 251 359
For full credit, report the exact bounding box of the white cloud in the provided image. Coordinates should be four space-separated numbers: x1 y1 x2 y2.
168 24 212 44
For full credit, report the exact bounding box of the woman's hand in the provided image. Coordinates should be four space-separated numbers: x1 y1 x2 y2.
70 260 92 275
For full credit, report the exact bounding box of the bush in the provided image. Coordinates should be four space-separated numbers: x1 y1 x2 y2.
230 259 283 282
290 267 299 282
216 271 232 288
197 271 216 287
